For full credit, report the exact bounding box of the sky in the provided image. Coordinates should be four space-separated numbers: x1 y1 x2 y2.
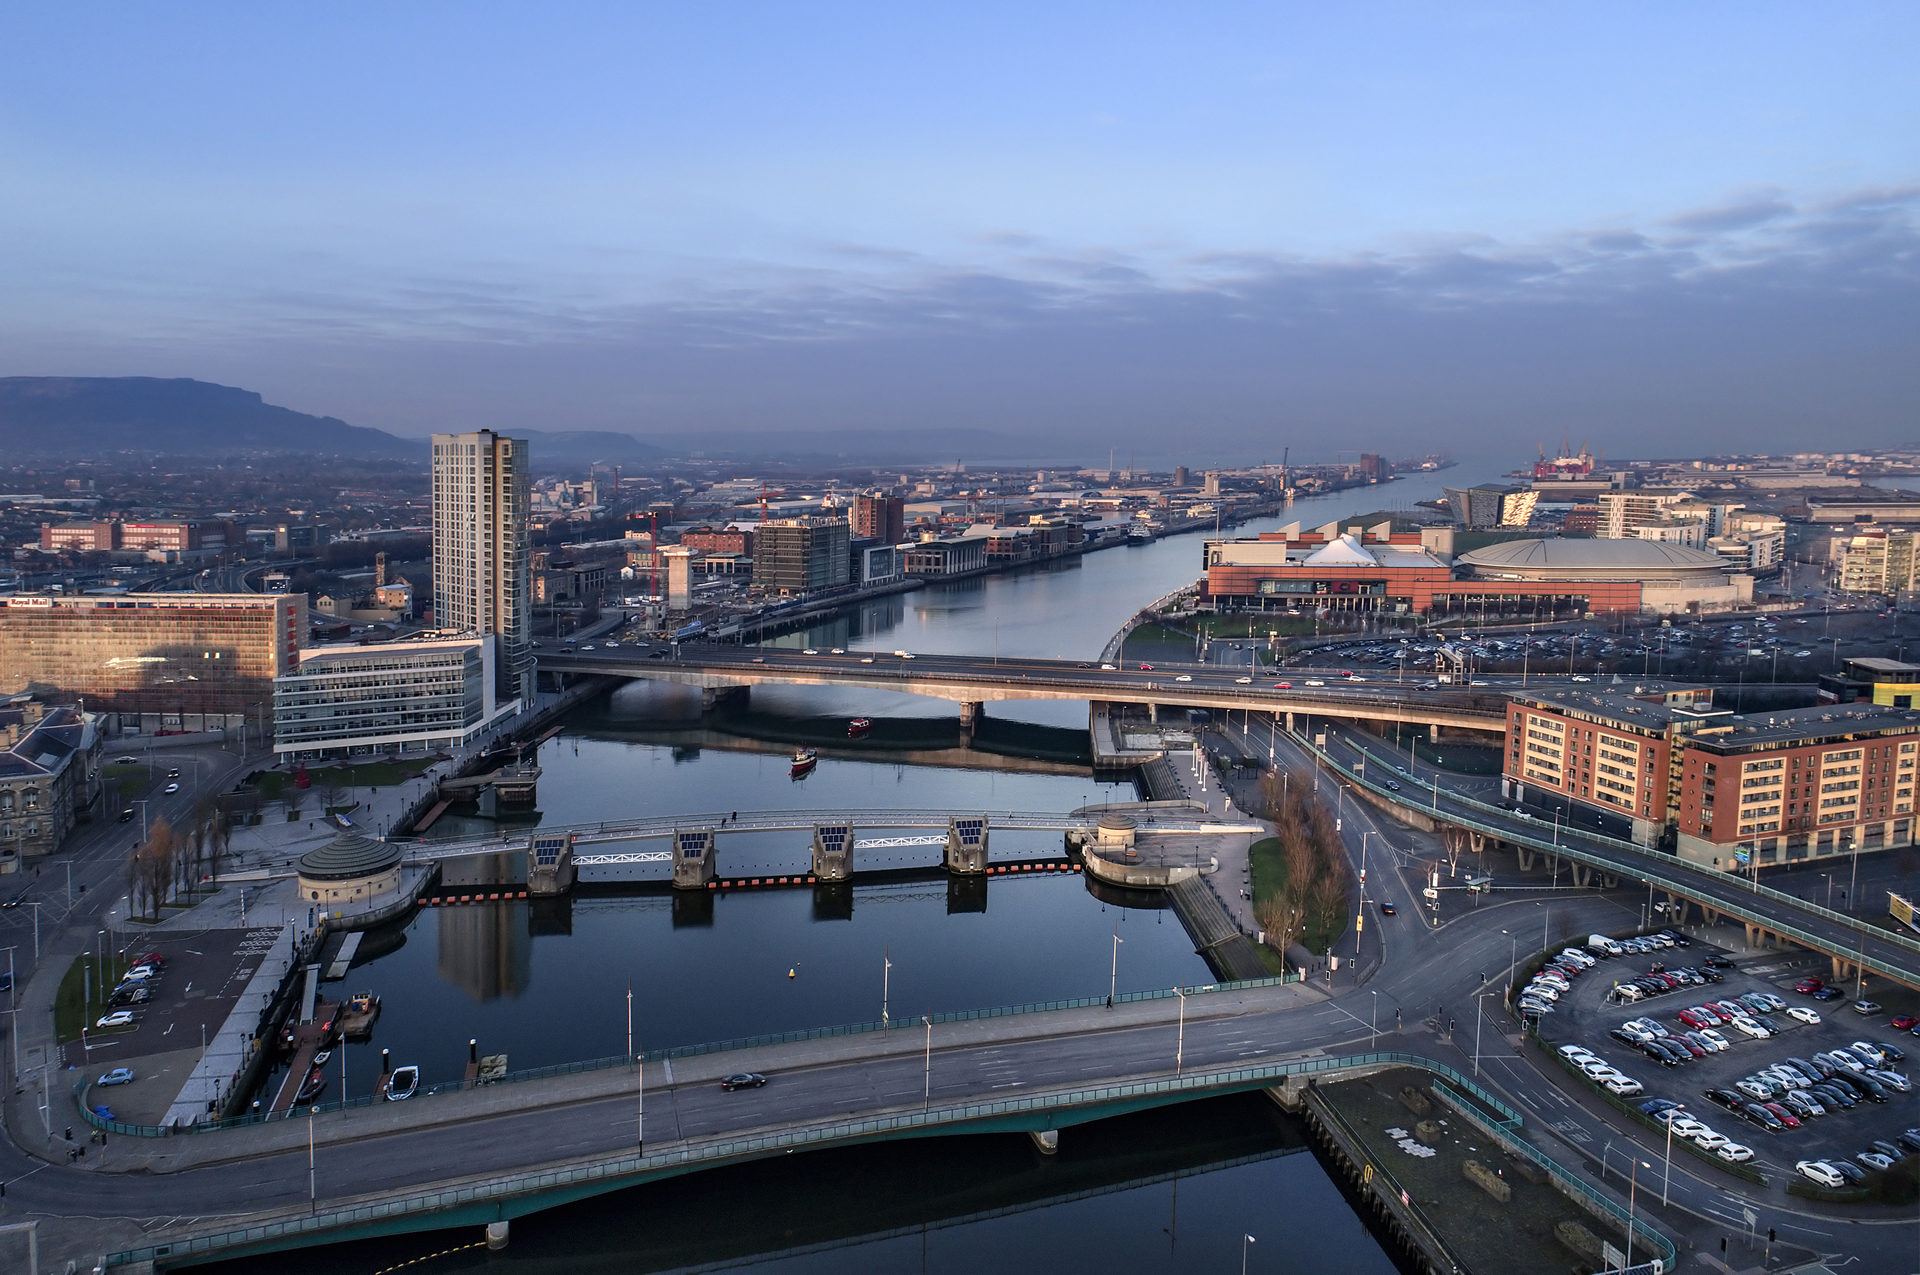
2 3 1916 465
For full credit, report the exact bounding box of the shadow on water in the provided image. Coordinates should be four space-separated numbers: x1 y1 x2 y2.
205 1092 1406 1275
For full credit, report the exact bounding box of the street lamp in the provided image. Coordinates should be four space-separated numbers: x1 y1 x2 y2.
1370 990 1377 1049
1109 932 1124 1008
1626 1158 1652 1271
1174 985 1187 1075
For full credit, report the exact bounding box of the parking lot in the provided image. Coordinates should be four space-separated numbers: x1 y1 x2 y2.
75 928 281 1124
1531 929 1920 1186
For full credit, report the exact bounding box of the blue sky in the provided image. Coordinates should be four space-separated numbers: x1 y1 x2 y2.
2 3 1916 463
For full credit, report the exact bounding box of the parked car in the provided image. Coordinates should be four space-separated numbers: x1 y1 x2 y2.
1716 1142 1755 1163
1798 1160 1848 1188
1855 1000 1885 1017
96 1068 135 1086
95 1010 134 1029
1788 1006 1822 1025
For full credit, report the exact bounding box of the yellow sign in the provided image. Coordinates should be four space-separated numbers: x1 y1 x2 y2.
1893 893 1916 932
1362 1163 1374 1185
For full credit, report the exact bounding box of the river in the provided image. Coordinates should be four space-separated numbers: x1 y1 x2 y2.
248 460 1490 1273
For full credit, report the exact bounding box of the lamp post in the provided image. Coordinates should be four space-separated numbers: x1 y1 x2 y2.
1663 1106 1678 1206
1109 932 1124 1008
882 950 891 1025
923 1015 932 1105
1174 986 1186 1075
1370 990 1377 1048
1473 990 1489 1077
1242 1234 1255 1274
1626 1158 1651 1271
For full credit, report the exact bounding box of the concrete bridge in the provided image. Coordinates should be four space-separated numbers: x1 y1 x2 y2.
1306 724 1920 991
537 645 1508 734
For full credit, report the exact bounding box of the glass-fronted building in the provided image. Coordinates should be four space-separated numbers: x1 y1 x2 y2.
0 593 303 731
272 636 520 760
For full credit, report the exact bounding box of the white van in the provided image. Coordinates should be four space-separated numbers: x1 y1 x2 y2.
1587 934 1622 957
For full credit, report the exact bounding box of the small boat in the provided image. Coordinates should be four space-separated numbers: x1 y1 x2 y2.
846 718 872 738
296 1068 327 1104
312 1050 332 1067
789 748 818 778
385 1064 420 1101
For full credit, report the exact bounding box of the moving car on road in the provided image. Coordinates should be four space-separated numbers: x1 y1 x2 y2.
721 1072 768 1091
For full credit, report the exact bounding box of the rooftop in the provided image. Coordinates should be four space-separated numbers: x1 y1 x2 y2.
297 832 401 882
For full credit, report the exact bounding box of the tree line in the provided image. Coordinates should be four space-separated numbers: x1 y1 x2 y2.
127 798 232 922
1252 771 1354 956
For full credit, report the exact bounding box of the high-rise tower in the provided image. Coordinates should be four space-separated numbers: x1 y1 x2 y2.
432 431 532 706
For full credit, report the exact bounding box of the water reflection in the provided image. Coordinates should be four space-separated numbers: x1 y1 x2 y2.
222 1093 1400 1275
436 901 533 1002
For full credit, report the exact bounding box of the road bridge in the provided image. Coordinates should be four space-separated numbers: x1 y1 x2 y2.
1298 722 1920 991
536 646 1507 733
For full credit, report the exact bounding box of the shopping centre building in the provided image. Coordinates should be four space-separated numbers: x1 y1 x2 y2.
1201 523 1752 617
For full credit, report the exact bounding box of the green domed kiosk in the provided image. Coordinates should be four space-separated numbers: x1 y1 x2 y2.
297 832 403 907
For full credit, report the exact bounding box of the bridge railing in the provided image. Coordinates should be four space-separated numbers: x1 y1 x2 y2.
76 972 1305 1138
1291 728 1920 983
101 1051 1528 1271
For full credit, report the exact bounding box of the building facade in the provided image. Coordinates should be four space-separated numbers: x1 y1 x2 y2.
752 518 851 594
432 431 533 705
39 521 120 552
1506 685 1920 868
852 495 905 544
273 636 517 759
0 699 102 860
0 593 303 728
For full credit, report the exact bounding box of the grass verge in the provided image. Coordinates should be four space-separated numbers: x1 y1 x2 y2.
54 953 134 1045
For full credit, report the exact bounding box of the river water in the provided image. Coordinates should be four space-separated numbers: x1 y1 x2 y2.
266 462 1487 1273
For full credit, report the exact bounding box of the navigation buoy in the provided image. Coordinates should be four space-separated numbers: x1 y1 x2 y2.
788 968 796 979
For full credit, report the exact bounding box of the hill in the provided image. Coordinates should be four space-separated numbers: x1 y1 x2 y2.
0 377 420 458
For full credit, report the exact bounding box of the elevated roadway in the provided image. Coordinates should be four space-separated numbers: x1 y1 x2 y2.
537 644 1508 732
1295 716 1920 991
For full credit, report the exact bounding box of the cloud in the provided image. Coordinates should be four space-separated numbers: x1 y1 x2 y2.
4 185 1917 465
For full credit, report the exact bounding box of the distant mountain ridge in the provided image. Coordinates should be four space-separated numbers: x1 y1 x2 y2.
0 376 1061 467
0 377 421 458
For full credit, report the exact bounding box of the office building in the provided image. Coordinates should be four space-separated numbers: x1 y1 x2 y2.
432 431 532 706
852 495 905 545
1505 686 1920 868
0 594 304 730
39 521 121 552
752 518 851 594
1597 490 1688 538
1444 485 1537 529
273 636 517 760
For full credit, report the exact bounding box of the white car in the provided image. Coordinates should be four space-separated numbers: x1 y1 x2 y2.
1235 676 1252 684
1304 679 1326 687
1717 1143 1755 1163
831 648 846 655
96 1010 135 1029
1787 1006 1821 1025
1174 674 1193 682
1603 1076 1644 1097
1796 1161 1847 1189
1871 1070 1913 1093
802 648 818 655
1729 1016 1769 1039
1100 663 1117 671
1691 1129 1730 1150
163 783 180 795
1557 1045 1594 1062
893 650 915 659
1850 1041 1891 1065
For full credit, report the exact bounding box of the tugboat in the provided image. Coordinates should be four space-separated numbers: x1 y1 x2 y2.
338 991 382 1039
846 718 872 738
789 748 818 778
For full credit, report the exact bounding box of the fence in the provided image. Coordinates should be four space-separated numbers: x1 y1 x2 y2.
102 1051 1521 1270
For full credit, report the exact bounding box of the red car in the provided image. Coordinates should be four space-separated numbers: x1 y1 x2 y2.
1677 1009 1712 1029
1762 1102 1801 1129
1893 1015 1919 1030
1138 663 1154 671
1274 681 1292 689
1794 978 1824 995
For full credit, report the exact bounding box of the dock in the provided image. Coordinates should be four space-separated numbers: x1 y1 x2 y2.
268 998 339 1115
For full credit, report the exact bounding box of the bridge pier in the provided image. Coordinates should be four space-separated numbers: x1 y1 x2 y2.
812 823 853 881
1570 864 1591 889
486 1220 510 1250
959 701 984 745
1028 1129 1059 1155
673 828 718 889
945 816 988 874
1516 846 1534 872
527 832 575 896
702 685 749 712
